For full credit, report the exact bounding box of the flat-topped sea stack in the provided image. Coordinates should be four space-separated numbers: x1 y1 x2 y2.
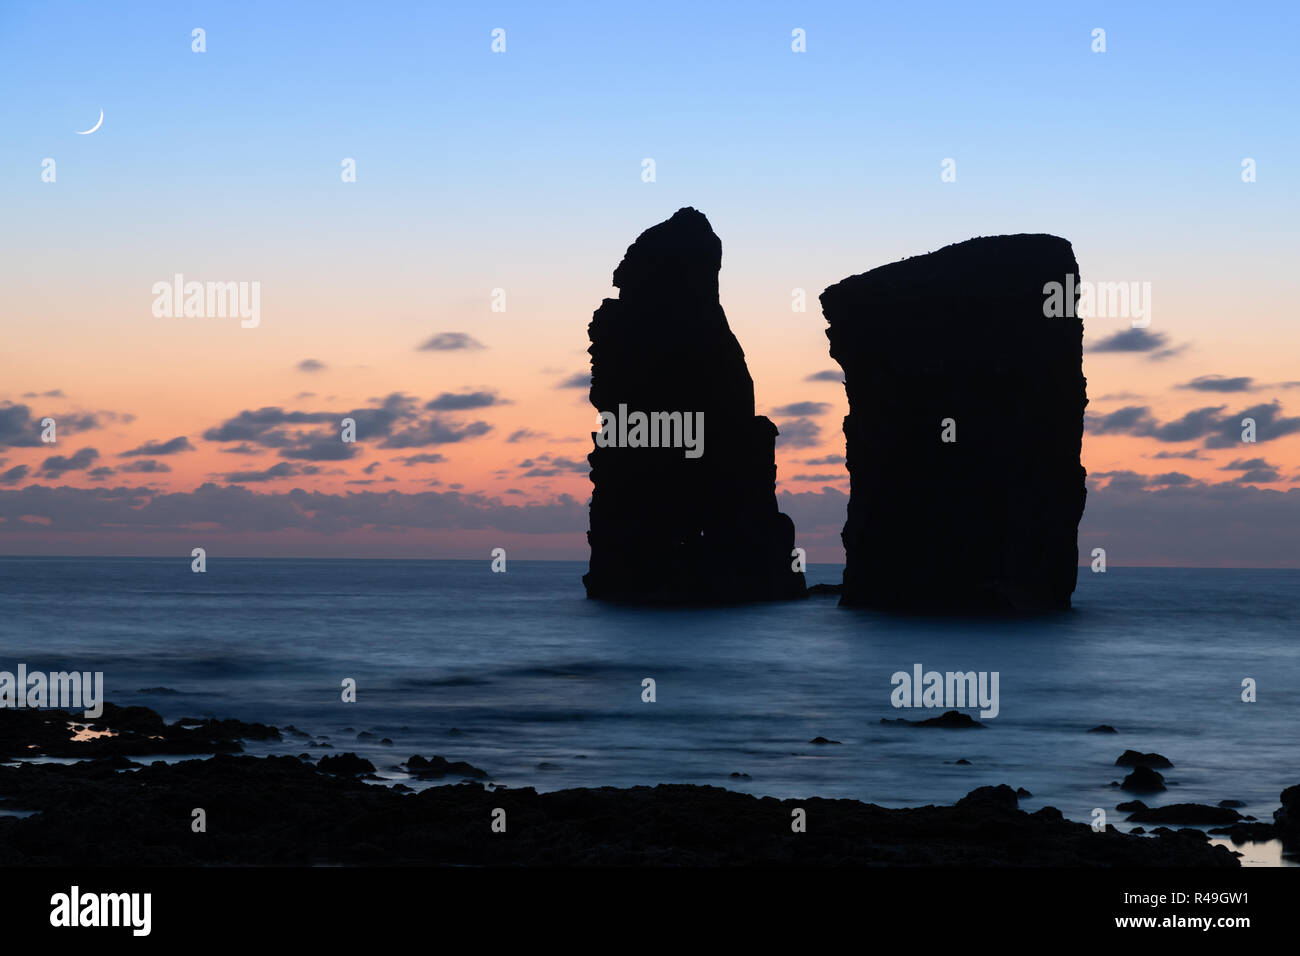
820 234 1088 612
583 208 806 603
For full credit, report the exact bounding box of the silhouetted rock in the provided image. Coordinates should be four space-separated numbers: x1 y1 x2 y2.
807 582 842 595
881 710 985 729
316 753 375 775
0 702 278 760
820 235 1087 612
1127 804 1242 825
809 736 841 745
1218 799 1246 809
1209 821 1278 842
1116 800 1148 812
1087 724 1118 734
0 756 1235 866
1275 784 1300 851
405 754 489 780
1116 750 1173 769
583 207 806 604
1121 767 1167 793
956 784 1020 812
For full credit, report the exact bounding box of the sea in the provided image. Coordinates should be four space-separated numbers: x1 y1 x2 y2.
1 557 1296 864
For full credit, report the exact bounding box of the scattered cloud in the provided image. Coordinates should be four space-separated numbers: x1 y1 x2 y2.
518 453 588 477
1177 375 1253 393
0 404 100 449
771 401 831 417
1088 328 1186 360
221 462 308 483
1220 457 1283 484
120 459 172 473
40 447 99 477
381 417 492 448
120 436 194 457
1085 400 1300 447
418 332 485 351
425 391 508 411
395 453 447 466
774 417 821 449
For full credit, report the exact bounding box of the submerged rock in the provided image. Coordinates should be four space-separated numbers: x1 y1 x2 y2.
1121 766 1167 793
881 709 985 729
583 208 806 604
820 235 1087 612
1116 750 1173 769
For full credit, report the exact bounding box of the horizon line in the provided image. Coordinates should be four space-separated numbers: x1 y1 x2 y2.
0 554 1296 571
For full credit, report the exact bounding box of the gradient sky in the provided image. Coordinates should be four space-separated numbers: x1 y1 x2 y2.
2 1 1298 563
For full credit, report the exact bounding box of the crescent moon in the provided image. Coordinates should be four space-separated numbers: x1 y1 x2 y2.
75 109 104 135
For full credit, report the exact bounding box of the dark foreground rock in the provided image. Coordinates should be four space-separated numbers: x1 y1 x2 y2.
1126 804 1242 825
1275 784 1300 835
0 703 279 760
820 234 1087 612
405 754 489 780
317 753 376 775
0 756 1236 867
582 207 806 604
1274 784 1300 856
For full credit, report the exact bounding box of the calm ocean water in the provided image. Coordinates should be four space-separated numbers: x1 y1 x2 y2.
2 557 1296 858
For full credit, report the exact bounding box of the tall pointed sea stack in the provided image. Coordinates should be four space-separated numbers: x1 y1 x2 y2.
821 235 1087 612
583 208 806 603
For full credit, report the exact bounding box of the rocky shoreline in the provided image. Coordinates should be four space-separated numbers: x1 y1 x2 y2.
0 704 1290 867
